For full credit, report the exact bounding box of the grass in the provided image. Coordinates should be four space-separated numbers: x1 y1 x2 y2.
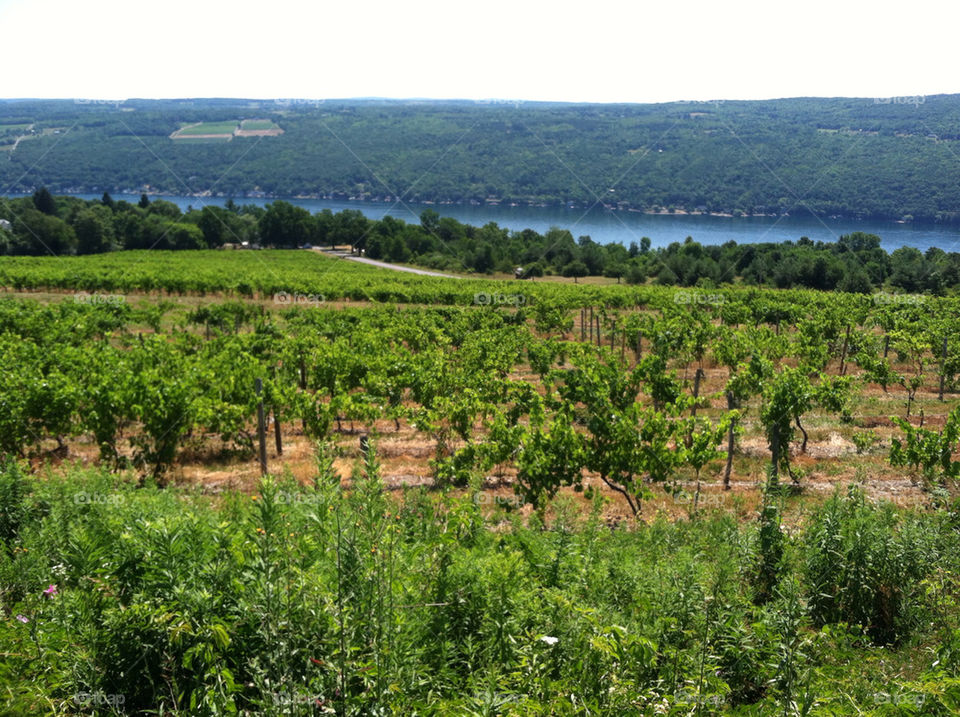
175 121 239 136
240 119 279 131
2 460 960 715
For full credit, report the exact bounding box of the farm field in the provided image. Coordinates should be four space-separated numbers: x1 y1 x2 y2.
176 121 240 135
237 119 283 137
169 120 283 141
170 121 239 141
3 252 960 714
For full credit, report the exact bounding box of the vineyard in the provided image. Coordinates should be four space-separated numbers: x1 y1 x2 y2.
3 252 960 714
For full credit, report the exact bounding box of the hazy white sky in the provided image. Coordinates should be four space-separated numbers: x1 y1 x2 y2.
1 0 957 103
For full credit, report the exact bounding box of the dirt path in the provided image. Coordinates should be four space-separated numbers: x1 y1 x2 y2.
316 249 463 279
9 124 35 152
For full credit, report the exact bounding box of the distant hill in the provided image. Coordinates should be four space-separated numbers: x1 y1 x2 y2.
1 95 959 221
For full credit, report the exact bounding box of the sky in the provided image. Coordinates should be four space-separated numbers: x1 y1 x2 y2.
1 0 958 104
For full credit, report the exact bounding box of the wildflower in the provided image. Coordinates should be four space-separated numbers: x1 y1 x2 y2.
43 584 58 597
252 495 258 501
540 636 558 645
16 615 29 624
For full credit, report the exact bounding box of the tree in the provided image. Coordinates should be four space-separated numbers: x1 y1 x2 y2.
420 209 440 235
604 261 627 283
196 205 237 248
562 260 589 283
759 368 812 486
10 208 77 255
139 193 151 209
101 192 115 210
74 206 117 254
259 201 312 247
32 187 57 216
521 261 544 279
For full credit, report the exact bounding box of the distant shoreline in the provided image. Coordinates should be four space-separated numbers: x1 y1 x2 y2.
12 189 929 225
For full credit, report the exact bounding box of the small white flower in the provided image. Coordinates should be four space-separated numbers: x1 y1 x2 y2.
540 635 558 645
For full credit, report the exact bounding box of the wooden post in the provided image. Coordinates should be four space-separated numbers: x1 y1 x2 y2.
596 316 601 346
620 331 626 360
255 378 268 475
588 307 593 341
299 354 307 432
839 325 851 376
580 308 585 341
883 334 890 358
273 407 283 455
939 336 949 401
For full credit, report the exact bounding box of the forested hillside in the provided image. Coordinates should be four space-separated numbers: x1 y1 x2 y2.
2 96 960 221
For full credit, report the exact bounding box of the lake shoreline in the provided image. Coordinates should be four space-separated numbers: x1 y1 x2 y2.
21 188 943 225
7 191 960 253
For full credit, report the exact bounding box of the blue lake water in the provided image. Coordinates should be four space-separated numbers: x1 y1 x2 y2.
50 193 960 253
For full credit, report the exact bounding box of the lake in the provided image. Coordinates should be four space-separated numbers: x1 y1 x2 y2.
54 193 960 254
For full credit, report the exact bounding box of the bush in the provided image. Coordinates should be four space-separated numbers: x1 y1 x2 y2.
803 485 934 644
0 458 29 548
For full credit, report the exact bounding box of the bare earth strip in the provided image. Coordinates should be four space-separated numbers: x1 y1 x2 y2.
235 128 283 137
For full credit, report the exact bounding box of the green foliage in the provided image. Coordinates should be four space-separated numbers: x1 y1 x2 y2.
890 406 960 487
0 462 957 714
11 97 960 224
804 485 935 644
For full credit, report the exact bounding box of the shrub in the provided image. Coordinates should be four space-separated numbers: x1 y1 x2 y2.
803 485 934 644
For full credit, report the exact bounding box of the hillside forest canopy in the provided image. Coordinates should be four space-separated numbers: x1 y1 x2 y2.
3 96 960 222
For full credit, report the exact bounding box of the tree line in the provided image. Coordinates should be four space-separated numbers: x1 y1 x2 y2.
3 190 960 294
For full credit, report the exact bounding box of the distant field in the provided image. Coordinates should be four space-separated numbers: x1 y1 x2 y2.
178 121 238 135
171 121 239 139
237 118 283 136
240 119 278 131
171 135 234 142
171 119 282 139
